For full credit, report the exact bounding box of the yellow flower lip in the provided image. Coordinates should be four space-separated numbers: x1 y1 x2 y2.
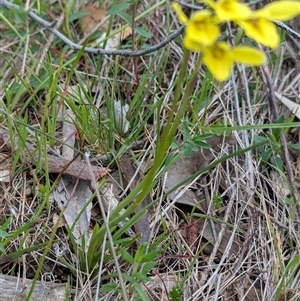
202 42 266 81
238 18 279 48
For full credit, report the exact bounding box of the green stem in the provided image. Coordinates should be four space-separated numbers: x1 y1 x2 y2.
111 51 202 217
89 51 202 255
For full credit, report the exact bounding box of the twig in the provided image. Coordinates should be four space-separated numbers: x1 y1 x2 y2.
35 12 65 75
274 20 300 40
0 0 184 57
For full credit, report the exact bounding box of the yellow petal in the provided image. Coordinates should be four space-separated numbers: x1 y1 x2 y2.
213 0 253 21
186 10 220 46
230 46 266 65
202 42 234 81
183 36 203 51
238 18 279 48
172 2 189 24
257 1 300 21
201 0 217 10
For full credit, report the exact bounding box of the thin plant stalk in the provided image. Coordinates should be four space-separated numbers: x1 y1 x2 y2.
85 152 129 301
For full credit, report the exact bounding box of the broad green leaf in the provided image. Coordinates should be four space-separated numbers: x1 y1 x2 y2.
191 139 211 149
107 2 131 16
140 250 161 262
135 27 152 38
0 230 10 239
134 272 152 281
134 282 151 301
288 142 300 150
102 283 119 293
119 247 134 264
184 144 192 157
117 11 132 25
134 243 146 263
253 135 268 144
0 244 6 255
68 11 89 22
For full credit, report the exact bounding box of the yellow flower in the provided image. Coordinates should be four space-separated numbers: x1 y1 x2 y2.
171 2 189 24
185 10 220 47
203 0 253 21
256 1 300 21
238 1 300 48
238 18 279 48
172 2 220 48
202 42 266 81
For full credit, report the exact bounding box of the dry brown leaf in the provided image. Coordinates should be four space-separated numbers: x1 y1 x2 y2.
100 179 136 237
145 274 178 301
117 26 133 40
185 217 201 252
62 109 76 160
164 135 236 213
0 126 110 181
233 277 263 301
180 217 240 256
81 6 108 35
52 175 93 246
275 92 300 119
51 110 93 246
96 27 132 51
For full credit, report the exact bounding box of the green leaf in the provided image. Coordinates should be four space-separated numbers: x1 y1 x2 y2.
274 156 284 171
288 143 300 151
213 195 223 210
134 282 151 301
0 230 10 239
68 11 89 22
285 197 294 205
253 135 268 144
134 272 152 281
117 11 132 25
261 148 272 163
191 139 211 149
184 144 192 157
0 244 6 255
273 115 285 140
190 144 199 152
107 2 131 16
119 247 134 264
135 27 152 38
14 9 27 25
140 250 161 262
134 243 146 263
141 261 156 274
199 133 213 139
169 285 182 301
171 140 179 150
266 132 279 145
102 283 119 293
0 241 49 265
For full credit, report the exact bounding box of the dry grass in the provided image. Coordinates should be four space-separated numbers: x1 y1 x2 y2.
0 0 300 300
